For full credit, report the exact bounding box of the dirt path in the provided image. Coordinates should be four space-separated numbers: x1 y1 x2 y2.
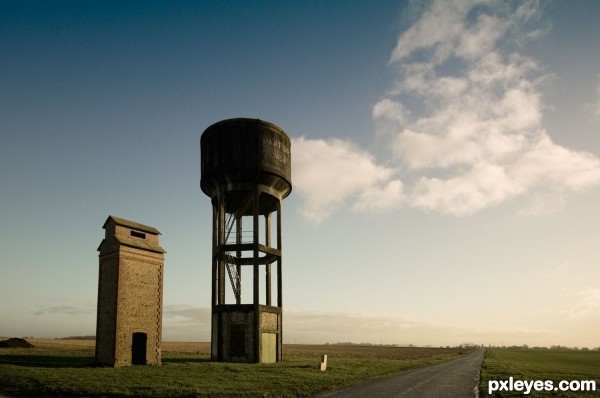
314 348 486 397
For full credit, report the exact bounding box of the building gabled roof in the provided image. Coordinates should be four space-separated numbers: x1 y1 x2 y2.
102 215 161 235
97 236 166 254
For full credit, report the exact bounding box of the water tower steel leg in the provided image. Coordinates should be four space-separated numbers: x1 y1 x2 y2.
211 201 219 360
265 213 272 306
277 201 283 308
218 197 226 305
277 200 283 362
253 189 261 362
253 190 260 307
211 202 218 309
236 216 242 305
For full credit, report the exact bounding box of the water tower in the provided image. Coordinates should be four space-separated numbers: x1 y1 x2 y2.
200 118 291 363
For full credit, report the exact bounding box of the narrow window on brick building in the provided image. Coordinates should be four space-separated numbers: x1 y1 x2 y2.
131 230 146 239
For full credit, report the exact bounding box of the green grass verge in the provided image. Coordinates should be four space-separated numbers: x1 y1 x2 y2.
480 349 600 397
0 347 466 397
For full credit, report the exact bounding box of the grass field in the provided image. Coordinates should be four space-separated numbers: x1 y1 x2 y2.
480 349 600 397
0 339 468 397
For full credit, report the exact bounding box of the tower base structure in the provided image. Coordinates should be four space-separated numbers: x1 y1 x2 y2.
212 305 282 363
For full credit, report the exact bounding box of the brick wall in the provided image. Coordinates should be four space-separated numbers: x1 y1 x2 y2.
95 253 118 365
96 216 164 367
114 246 163 366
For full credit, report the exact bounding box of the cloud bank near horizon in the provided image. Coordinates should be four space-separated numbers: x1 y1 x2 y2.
159 305 591 347
293 0 600 223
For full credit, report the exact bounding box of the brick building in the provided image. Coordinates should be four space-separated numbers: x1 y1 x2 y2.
95 215 165 367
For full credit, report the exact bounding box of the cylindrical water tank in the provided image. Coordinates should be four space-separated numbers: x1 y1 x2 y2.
200 118 292 203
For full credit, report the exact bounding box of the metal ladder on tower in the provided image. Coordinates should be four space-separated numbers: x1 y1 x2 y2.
222 194 253 304
224 212 241 303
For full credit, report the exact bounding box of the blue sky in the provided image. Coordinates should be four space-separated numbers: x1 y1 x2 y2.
2 0 600 348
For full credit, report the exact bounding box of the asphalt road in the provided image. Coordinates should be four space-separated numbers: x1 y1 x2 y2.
313 348 486 398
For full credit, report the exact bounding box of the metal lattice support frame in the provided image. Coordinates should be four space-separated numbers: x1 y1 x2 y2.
209 187 284 362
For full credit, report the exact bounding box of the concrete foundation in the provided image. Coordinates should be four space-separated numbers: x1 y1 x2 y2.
212 305 282 363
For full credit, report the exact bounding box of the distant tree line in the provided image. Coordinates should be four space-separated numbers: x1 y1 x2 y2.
490 344 600 351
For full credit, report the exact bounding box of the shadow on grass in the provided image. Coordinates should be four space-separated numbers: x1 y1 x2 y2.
0 353 212 368
0 355 94 368
161 357 212 364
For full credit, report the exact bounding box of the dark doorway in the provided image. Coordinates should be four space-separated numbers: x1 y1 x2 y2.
131 332 147 365
229 324 246 357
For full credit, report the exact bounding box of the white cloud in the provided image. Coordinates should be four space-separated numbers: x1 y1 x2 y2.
284 309 554 346
373 0 600 215
292 137 402 222
352 180 404 213
372 98 410 124
390 0 473 64
410 161 521 214
162 305 211 341
285 309 439 345
156 305 585 346
556 262 572 273
567 289 600 319
33 305 94 316
509 135 600 191
292 0 600 221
